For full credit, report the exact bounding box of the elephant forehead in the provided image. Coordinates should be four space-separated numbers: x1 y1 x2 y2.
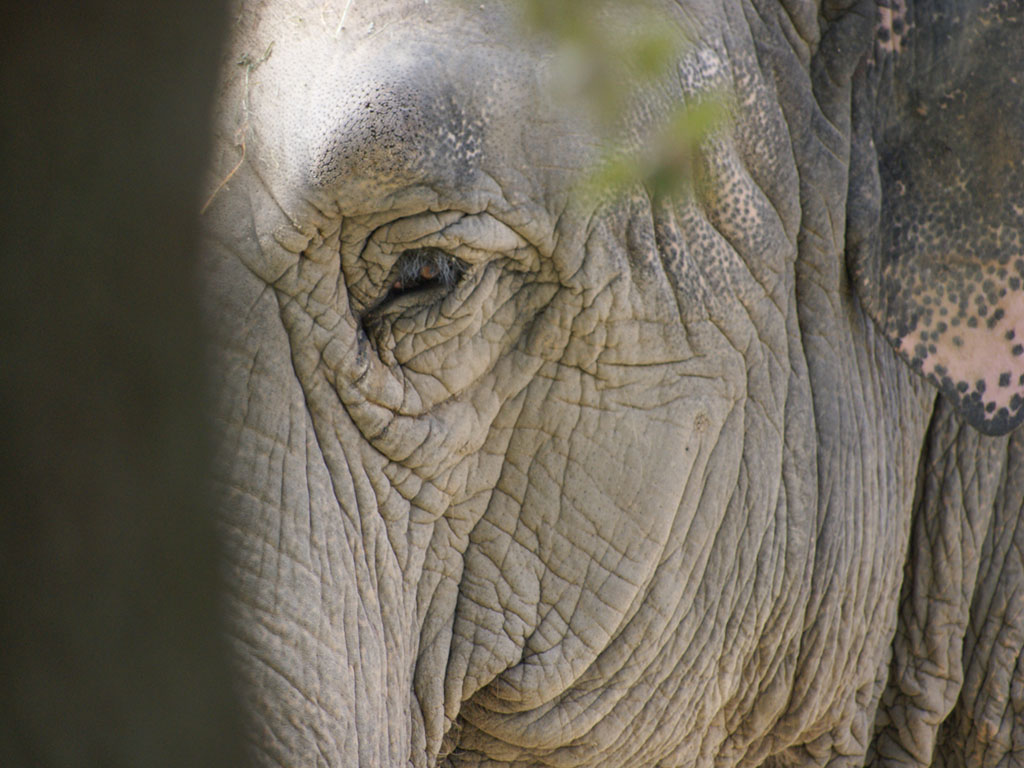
224 4 598 217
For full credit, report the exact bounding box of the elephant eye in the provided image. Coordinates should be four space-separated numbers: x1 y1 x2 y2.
382 247 466 304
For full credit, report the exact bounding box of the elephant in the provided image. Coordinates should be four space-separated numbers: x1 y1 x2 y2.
199 0 1024 766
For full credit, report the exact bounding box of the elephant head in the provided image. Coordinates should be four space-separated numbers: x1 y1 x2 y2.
199 1 1024 766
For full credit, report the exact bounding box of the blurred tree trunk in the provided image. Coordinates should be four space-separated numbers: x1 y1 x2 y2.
0 1 245 766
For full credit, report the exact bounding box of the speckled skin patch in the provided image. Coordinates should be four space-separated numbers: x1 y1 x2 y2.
876 0 909 53
855 0 1024 435
892 258 1024 432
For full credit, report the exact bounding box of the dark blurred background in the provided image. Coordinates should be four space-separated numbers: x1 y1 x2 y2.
0 1 246 765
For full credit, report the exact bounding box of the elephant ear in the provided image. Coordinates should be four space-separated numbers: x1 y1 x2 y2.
848 0 1024 436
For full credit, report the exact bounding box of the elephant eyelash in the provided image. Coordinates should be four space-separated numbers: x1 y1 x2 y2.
381 247 467 304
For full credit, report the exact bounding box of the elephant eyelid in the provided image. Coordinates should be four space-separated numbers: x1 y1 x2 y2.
347 210 541 320
376 211 532 264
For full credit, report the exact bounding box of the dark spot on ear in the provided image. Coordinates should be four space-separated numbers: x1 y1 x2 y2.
877 27 891 42
957 381 969 393
1014 344 1024 356
976 379 987 394
1007 329 1017 341
986 402 996 413
935 364 948 376
999 372 1012 387
967 316 979 328
952 335 964 347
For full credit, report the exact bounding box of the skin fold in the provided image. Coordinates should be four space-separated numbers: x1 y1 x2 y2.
199 1 1024 766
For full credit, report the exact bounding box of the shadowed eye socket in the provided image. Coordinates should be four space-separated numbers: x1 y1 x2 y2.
381 246 466 304
349 211 533 323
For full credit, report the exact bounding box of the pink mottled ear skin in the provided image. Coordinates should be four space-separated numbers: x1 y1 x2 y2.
894 269 1024 435
875 0 908 54
851 0 1024 436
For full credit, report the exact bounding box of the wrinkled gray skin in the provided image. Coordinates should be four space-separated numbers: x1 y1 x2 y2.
200 1 1024 766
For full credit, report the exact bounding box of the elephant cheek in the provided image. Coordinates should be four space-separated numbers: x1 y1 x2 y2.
447 369 735 747
203 233 420 767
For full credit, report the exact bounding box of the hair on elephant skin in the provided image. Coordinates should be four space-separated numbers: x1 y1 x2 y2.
197 1 1024 766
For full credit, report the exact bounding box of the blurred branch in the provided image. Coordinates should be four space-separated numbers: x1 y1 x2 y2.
509 0 729 202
